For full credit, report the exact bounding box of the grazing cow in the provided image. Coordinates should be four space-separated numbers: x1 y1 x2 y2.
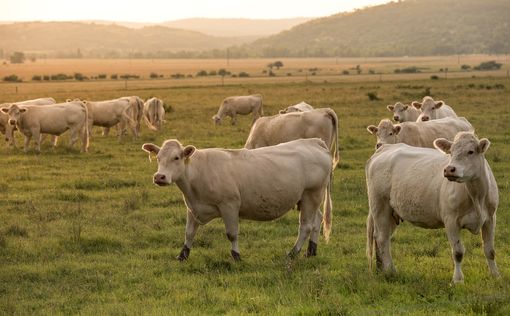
367 117 473 149
366 132 499 283
412 96 458 122
387 102 420 122
119 96 144 137
82 98 136 140
1 101 89 153
1 98 56 147
142 138 333 261
245 108 340 168
143 97 165 131
213 94 263 125
279 101 314 114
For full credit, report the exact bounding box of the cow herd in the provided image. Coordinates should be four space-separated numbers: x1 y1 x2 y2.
0 93 500 284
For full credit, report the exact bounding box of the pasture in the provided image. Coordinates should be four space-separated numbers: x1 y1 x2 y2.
0 71 509 314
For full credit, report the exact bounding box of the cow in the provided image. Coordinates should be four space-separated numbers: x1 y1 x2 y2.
387 102 420 122
1 98 56 147
367 117 473 149
142 138 333 261
412 96 458 122
279 101 314 114
212 94 263 125
245 108 340 169
119 96 144 137
82 98 136 140
366 132 499 283
143 97 165 131
1 101 89 153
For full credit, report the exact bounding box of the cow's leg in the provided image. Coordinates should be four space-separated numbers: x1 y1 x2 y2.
445 222 465 284
31 129 42 153
306 210 323 257
50 135 58 147
69 127 79 148
372 203 397 274
482 216 500 278
23 134 32 153
221 208 241 261
88 120 94 138
102 127 110 137
231 113 237 125
178 210 200 261
289 191 322 258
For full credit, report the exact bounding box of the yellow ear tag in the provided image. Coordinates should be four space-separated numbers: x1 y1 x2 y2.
148 152 157 162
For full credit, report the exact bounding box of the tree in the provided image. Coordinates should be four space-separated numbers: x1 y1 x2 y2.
267 63 274 70
274 61 284 70
10 52 25 64
218 69 231 86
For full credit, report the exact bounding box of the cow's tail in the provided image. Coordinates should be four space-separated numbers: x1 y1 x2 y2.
324 108 340 169
78 101 89 152
323 168 333 242
143 99 160 131
367 213 374 272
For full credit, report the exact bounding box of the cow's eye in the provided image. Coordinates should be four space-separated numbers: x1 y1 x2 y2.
174 156 179 160
468 150 474 155
389 133 393 136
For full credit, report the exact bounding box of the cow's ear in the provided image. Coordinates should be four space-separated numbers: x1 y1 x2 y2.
367 125 378 134
142 143 160 154
477 138 490 154
434 138 452 154
66 99 71 102
435 101 444 109
279 109 286 114
182 145 196 159
403 104 409 110
0 108 8 113
412 101 422 109
19 108 27 113
393 125 402 135
387 105 394 111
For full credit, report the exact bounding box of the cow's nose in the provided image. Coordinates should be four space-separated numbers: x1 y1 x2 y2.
8 120 15 125
376 143 382 149
154 173 166 181
393 116 399 121
444 166 456 175
421 116 429 121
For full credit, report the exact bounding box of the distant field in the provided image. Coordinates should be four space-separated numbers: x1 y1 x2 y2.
0 69 509 314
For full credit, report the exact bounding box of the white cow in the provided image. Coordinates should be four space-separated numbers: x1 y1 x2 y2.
279 101 314 114
143 97 165 131
387 102 420 122
366 132 499 283
82 98 136 140
245 108 340 168
1 101 89 153
212 94 263 125
142 138 333 261
367 117 473 149
119 96 144 137
1 98 56 146
412 96 458 122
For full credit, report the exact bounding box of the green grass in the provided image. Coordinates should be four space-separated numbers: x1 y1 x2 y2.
1 76 509 314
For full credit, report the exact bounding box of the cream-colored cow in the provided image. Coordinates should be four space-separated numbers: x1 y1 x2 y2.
412 96 458 122
143 97 165 131
367 117 473 149
142 138 333 261
245 108 340 168
82 98 136 140
366 132 499 283
213 94 263 125
279 101 314 114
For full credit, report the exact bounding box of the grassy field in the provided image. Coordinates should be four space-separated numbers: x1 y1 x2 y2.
0 68 509 314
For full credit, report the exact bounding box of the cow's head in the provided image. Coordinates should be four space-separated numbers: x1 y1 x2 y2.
280 106 298 114
387 102 409 122
413 96 444 122
1 104 26 127
367 119 401 149
142 140 196 186
0 106 14 143
212 115 221 125
434 132 490 183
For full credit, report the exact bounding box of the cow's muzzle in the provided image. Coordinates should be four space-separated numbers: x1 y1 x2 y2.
153 173 170 186
421 116 430 122
8 119 16 126
375 143 383 149
444 166 460 182
393 116 400 122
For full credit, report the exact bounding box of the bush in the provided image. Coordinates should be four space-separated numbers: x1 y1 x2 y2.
368 69 375 74
196 70 208 76
268 70 275 77
74 73 87 81
342 70 349 75
461 64 471 70
394 66 420 74
170 73 185 79
430 75 440 80
150 72 159 79
32 75 42 81
3 74 21 82
287 73 292 76
120 74 139 80
208 70 217 76
43 75 50 81
111 74 118 80
98 74 107 79
51 73 70 80
474 61 502 71
367 92 381 101
238 72 250 77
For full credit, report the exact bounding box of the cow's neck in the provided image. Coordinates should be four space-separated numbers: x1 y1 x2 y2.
175 156 200 200
464 160 490 218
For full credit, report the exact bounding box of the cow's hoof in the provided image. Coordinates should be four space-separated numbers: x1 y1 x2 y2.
177 245 190 261
305 240 317 257
231 250 241 261
287 247 299 259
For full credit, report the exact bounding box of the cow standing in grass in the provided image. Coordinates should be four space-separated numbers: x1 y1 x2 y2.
212 94 263 125
142 138 333 261
366 132 499 283
143 97 165 131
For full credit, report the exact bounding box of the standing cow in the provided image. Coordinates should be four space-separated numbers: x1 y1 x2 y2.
279 101 314 114
119 96 144 137
245 108 340 168
142 138 333 261
367 117 473 149
1 101 89 153
212 94 263 125
366 132 499 283
412 96 457 122
82 98 136 140
143 97 165 131
387 102 420 123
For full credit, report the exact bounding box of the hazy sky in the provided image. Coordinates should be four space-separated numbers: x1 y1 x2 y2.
3 0 392 22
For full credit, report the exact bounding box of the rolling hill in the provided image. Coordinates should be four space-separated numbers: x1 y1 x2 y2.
248 0 510 57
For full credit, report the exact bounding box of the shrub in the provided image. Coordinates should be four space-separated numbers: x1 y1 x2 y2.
342 70 349 75
74 73 87 81
268 70 275 77
367 92 381 101
430 75 440 80
461 64 471 70
120 74 139 80
368 69 375 74
474 61 502 71
196 70 208 76
98 74 107 79
238 72 250 77
170 73 185 79
51 73 70 80
395 66 420 74
150 72 159 79
3 74 21 82
43 75 50 81
111 74 118 79
287 73 292 76
32 75 42 81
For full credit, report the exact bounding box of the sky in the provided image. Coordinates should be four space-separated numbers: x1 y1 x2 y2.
2 0 393 22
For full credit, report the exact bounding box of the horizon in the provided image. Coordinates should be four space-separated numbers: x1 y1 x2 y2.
2 0 392 23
